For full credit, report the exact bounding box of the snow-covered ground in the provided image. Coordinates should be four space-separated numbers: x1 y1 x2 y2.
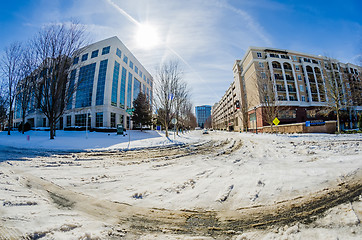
0 130 361 239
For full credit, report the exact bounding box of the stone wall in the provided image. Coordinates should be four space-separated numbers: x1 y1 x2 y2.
261 121 336 134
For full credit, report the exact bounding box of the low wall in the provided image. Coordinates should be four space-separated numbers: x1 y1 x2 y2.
261 121 336 134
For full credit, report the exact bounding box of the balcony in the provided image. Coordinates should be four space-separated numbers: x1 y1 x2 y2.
287 87 296 93
278 96 288 101
286 76 294 81
272 64 281 69
274 74 284 80
277 85 286 91
289 96 298 101
284 67 293 71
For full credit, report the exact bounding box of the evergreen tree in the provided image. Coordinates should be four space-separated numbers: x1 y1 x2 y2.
132 92 152 131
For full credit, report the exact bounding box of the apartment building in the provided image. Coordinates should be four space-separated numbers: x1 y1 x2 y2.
212 47 362 132
14 36 153 129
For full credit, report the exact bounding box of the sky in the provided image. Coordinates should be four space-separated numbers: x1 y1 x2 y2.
0 0 361 107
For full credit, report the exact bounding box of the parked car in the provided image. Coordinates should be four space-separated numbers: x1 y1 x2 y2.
203 129 209 134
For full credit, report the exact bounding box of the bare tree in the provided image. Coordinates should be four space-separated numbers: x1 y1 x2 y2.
0 94 7 131
323 59 351 133
173 79 189 135
32 21 87 139
255 69 279 131
1 42 23 135
16 44 37 133
154 60 183 138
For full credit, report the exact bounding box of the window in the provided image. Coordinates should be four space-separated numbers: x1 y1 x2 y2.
75 63 96 108
133 78 141 101
298 75 302 81
116 48 122 58
123 55 128 64
139 71 142 78
127 72 133 108
91 50 99 58
129 61 133 69
111 61 120 107
293 56 298 61
75 114 87 126
135 66 138 74
81 53 88 61
96 59 108 105
307 110 316 119
301 96 306 102
96 112 103 127
110 113 116 128
295 65 300 71
259 62 264 68
261 72 266 79
67 69 77 110
299 85 304 92
147 78 149 84
143 75 146 81
73 57 79 65
120 67 127 109
102 46 110 55
278 110 296 119
257 52 262 58
66 115 71 127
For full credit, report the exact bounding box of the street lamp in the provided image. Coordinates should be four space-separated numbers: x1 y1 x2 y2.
86 109 91 139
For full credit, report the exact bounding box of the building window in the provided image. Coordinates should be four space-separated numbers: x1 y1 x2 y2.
301 96 306 102
75 63 96 108
96 59 108 105
259 62 264 68
102 46 110 55
120 67 127 109
66 115 71 127
293 56 298 61
307 110 316 119
295 65 300 71
133 78 141 101
119 115 124 126
81 53 88 61
278 110 296 119
96 112 103 127
127 72 133 108
73 57 79 65
257 52 262 58
91 50 99 58
116 48 122 58
129 61 133 69
75 114 87 126
147 78 149 84
135 66 138 74
139 71 143 78
261 72 266 79
299 85 304 92
111 61 120 107
110 112 116 128
298 75 302 81
123 55 128 64
67 69 77 110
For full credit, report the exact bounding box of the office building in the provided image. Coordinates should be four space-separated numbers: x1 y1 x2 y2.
14 36 153 129
195 105 211 128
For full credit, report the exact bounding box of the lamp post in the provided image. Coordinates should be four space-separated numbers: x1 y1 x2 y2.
86 109 91 139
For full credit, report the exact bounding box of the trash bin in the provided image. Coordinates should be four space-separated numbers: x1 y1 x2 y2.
117 124 124 135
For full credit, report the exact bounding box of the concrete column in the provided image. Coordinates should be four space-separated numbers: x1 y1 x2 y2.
281 62 289 100
302 63 312 102
312 68 321 102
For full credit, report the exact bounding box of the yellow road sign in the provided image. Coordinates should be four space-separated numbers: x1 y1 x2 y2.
273 117 280 126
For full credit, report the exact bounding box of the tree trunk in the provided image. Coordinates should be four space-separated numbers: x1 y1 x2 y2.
22 115 26 134
165 125 169 138
49 119 54 139
7 110 12 135
336 110 340 133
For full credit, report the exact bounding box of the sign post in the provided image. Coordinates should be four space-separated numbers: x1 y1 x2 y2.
171 118 177 140
273 117 280 133
126 108 135 148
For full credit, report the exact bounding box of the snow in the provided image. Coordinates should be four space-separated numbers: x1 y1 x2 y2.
0 130 361 239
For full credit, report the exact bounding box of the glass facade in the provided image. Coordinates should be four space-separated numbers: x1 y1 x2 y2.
66 115 71 127
127 72 133 108
111 61 120 106
123 55 128 64
96 59 108 105
75 114 87 126
67 69 77 110
133 78 141 101
91 50 99 58
102 46 110 55
81 53 88 61
195 105 212 128
96 112 103 127
120 67 127 109
73 57 79 65
75 63 96 108
129 61 133 69
116 48 122 58
110 112 116 128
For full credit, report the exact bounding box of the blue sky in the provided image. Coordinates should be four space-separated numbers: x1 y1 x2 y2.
1 0 361 107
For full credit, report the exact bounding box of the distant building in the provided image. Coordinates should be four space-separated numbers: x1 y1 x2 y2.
195 105 211 128
14 36 153 129
212 47 362 132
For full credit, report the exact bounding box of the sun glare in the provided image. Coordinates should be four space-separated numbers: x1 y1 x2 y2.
136 23 160 50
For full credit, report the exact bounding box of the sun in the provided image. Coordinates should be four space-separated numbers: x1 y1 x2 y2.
136 23 160 50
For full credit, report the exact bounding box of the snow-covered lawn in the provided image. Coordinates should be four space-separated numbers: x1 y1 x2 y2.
0 130 361 239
